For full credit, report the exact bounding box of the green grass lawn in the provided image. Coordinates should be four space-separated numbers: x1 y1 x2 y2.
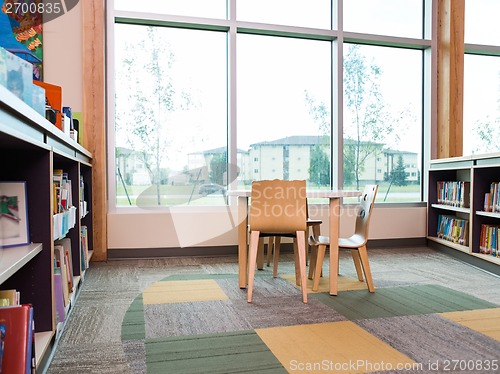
116 182 421 207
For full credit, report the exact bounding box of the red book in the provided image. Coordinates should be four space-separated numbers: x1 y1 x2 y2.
0 304 31 373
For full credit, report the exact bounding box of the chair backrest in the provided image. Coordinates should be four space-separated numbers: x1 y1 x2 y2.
353 184 378 243
249 179 307 234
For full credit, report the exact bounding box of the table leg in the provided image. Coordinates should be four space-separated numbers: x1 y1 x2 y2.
329 198 340 295
238 196 248 288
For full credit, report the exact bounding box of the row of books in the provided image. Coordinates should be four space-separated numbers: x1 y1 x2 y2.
0 289 35 373
479 224 500 257
53 206 77 240
81 226 90 271
437 214 469 246
54 238 74 325
483 182 500 213
53 169 73 215
437 181 470 208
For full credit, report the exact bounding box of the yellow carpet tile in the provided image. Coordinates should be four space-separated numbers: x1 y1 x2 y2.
440 308 500 341
142 279 228 304
256 321 415 374
281 274 368 293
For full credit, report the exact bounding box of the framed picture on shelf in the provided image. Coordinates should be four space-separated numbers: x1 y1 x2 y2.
0 182 29 248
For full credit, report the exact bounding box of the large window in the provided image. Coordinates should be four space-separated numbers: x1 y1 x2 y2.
343 45 422 202
114 24 227 207
464 0 500 155
110 1 427 207
237 35 331 188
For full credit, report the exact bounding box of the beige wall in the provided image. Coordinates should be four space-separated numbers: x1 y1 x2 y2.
107 206 427 249
42 2 83 112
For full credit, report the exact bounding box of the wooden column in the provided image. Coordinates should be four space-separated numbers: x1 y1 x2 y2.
437 0 465 158
82 0 107 261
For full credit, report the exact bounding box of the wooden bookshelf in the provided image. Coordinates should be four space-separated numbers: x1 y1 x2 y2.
428 154 500 268
0 85 93 369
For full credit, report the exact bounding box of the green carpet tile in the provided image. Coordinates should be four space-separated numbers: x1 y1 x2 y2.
146 330 286 374
312 284 499 320
121 295 146 340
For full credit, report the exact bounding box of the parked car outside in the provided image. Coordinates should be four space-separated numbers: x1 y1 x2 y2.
198 183 226 196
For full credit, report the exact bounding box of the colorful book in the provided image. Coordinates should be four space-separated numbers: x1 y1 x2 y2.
0 304 31 373
53 272 66 323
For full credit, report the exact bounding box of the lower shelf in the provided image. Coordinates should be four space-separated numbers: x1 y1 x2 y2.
470 252 500 265
427 236 470 253
35 330 54 368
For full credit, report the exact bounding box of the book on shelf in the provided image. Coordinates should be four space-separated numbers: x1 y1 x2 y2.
436 181 470 208
53 169 73 215
437 214 469 246
53 271 66 323
55 238 74 290
483 182 500 213
0 289 20 307
26 304 35 374
0 304 35 374
80 225 89 271
479 224 500 257
54 244 71 306
0 319 4 373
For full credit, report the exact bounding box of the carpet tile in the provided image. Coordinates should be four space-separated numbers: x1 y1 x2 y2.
142 279 228 304
121 295 146 340
281 273 369 293
145 330 287 373
256 321 415 374
357 314 500 373
440 307 500 341
144 300 252 338
312 284 498 320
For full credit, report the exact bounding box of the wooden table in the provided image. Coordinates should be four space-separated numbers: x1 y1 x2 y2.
227 189 361 295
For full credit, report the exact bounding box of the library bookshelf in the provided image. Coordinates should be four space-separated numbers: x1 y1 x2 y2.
0 85 93 369
428 154 500 268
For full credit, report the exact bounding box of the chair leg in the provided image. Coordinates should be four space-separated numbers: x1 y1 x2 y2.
330 245 339 296
351 249 364 281
308 245 317 280
273 236 281 278
296 230 308 303
257 238 265 270
307 224 322 280
247 231 261 303
312 244 326 292
293 239 300 286
357 246 375 293
305 229 309 266
266 237 274 266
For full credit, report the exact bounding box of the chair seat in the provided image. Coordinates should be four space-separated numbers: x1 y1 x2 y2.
309 234 367 249
339 234 366 249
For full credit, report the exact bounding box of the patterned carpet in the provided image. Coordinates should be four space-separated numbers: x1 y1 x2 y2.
46 247 500 373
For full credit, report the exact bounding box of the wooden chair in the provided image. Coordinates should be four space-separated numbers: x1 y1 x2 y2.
247 179 308 303
308 184 378 294
263 206 322 276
